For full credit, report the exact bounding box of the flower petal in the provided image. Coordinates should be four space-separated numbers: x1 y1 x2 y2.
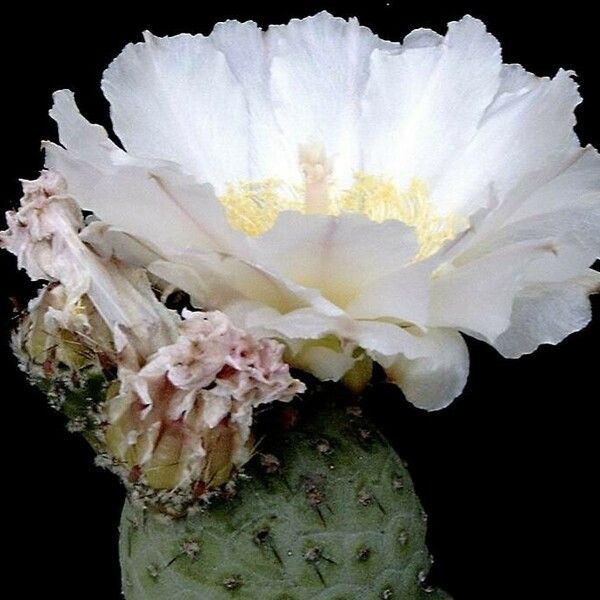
252 212 420 314
432 140 599 346
345 261 432 326
430 240 553 342
80 222 162 268
492 272 600 358
469 201 600 284
353 320 434 364
267 11 395 186
361 16 501 191
102 27 294 187
434 69 581 215
448 145 600 258
385 328 470 411
506 146 600 223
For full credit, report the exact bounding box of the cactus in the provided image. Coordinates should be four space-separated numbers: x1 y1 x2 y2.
120 396 450 599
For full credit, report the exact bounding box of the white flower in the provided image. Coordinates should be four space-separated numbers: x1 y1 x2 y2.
105 310 305 492
43 13 599 410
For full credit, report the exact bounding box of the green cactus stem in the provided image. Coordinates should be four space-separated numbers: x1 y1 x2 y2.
120 396 450 599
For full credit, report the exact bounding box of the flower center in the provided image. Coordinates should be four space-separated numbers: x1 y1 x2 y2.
219 149 464 260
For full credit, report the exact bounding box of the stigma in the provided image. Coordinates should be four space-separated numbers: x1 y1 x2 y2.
298 144 333 215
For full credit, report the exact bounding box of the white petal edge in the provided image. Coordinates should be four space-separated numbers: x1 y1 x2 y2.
384 328 470 411
493 272 600 358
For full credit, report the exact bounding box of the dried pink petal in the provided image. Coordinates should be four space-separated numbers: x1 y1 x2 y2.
105 310 305 496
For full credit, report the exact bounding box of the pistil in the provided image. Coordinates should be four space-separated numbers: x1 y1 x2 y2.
299 144 332 215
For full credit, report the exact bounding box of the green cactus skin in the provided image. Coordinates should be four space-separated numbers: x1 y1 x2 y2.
120 398 450 599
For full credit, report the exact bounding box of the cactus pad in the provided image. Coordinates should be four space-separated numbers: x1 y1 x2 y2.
120 398 450 599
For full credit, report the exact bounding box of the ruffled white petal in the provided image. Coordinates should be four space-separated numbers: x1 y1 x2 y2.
451 146 599 257
434 144 600 348
208 20 297 183
493 272 600 358
243 307 351 341
102 28 287 187
430 240 553 342
506 146 600 222
384 328 470 410
495 63 543 96
345 261 432 326
80 222 162 268
352 320 435 365
266 12 395 187
470 202 599 283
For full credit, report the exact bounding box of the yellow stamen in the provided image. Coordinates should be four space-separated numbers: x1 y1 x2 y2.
220 179 302 237
337 174 465 261
219 172 464 260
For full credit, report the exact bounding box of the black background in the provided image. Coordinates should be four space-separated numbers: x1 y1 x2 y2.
2 2 598 598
